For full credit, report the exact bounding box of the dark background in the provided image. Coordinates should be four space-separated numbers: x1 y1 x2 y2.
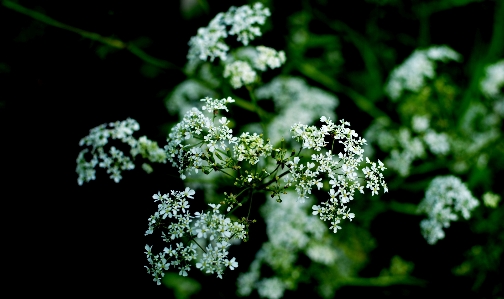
1 0 501 297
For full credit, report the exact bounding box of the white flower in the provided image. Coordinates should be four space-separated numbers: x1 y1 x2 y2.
200 96 235 113
187 3 270 63
224 257 238 270
480 60 504 98
224 3 270 46
187 12 229 63
256 277 285 299
165 79 218 118
418 175 479 244
165 101 238 179
145 189 246 281
306 243 338 265
234 132 273 165
385 45 461 101
285 117 387 232
482 192 501 208
183 187 195 199
423 130 450 155
223 60 256 88
411 115 430 133
77 118 165 185
254 46 286 71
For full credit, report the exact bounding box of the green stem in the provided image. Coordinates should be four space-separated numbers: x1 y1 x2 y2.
258 170 290 190
234 95 272 120
225 187 251 217
190 237 207 253
246 189 254 219
2 0 180 71
388 201 420 215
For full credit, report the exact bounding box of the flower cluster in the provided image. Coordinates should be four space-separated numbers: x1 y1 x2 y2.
223 61 257 89
480 60 504 99
233 132 273 165
423 130 450 155
222 46 287 89
366 118 451 177
385 128 425 176
418 175 479 244
385 45 461 101
224 3 271 46
254 46 287 71
187 3 270 63
200 96 235 113
76 118 166 185
145 188 246 284
482 192 501 208
164 98 239 179
286 116 387 232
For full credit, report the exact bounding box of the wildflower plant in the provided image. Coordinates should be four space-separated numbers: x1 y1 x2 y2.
63 0 504 296
75 3 387 285
138 93 387 283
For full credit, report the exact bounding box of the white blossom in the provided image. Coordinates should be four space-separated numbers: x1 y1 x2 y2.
254 46 286 71
145 189 246 282
187 3 270 63
256 277 285 299
164 99 239 179
234 132 273 165
418 175 479 244
384 128 425 177
288 117 387 229
200 96 235 113
482 192 501 208
76 118 165 184
223 60 257 88
411 115 430 133
306 243 339 265
223 3 270 46
385 45 461 101
423 130 450 155
187 12 229 62
480 60 504 99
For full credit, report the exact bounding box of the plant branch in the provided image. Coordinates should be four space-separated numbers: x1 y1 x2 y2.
2 0 181 71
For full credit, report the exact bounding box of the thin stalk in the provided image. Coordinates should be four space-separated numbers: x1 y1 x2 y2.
2 0 181 71
246 189 254 219
190 237 207 253
225 187 251 217
258 170 290 190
